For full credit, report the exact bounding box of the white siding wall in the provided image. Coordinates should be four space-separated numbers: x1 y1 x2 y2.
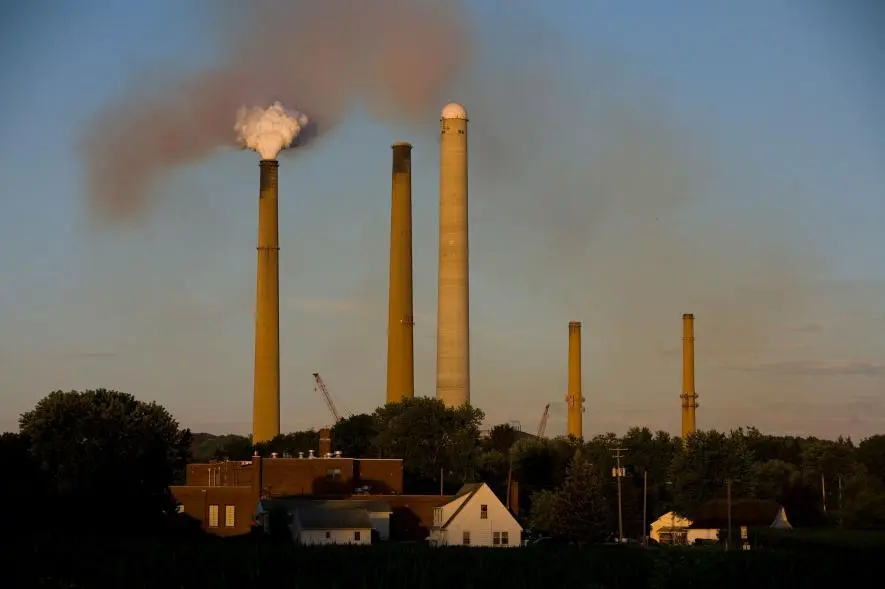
297 528 372 546
441 485 522 547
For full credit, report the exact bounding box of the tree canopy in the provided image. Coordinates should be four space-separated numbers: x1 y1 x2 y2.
18 389 192 531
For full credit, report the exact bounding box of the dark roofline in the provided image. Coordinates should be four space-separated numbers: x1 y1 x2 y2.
440 483 484 530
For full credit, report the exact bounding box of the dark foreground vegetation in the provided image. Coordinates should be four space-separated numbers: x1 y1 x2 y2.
4 388 885 587
11 531 881 589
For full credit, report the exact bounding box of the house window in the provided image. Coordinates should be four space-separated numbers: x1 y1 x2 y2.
224 505 236 528
325 531 331 539
208 504 219 528
354 531 361 541
501 531 509 546
462 531 471 545
493 531 501 545
480 505 488 519
325 468 342 480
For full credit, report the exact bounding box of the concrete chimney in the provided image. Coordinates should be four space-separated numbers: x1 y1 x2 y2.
436 102 471 408
252 159 281 444
681 313 698 438
319 427 332 457
566 321 585 439
386 142 415 403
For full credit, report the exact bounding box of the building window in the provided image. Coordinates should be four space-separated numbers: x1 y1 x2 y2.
462 531 471 545
354 531 361 541
325 531 331 539
325 468 342 480
493 531 501 546
208 504 219 528
480 505 488 519
501 531 509 546
224 505 236 528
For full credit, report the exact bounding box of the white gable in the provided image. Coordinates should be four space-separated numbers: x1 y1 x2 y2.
432 483 522 547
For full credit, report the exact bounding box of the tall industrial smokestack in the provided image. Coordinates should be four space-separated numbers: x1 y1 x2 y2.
681 313 698 439
436 102 470 408
252 160 281 444
386 142 415 403
566 321 585 439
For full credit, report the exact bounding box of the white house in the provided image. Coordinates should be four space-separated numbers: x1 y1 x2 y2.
429 482 522 547
651 501 792 546
649 511 718 545
258 498 393 544
292 506 373 546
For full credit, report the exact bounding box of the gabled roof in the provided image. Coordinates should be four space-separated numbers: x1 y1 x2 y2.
439 483 485 530
296 507 372 530
261 497 392 514
689 499 786 529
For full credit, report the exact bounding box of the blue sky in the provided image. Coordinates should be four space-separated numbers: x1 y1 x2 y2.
1 1 883 439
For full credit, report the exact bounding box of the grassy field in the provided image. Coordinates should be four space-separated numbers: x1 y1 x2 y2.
9 532 880 589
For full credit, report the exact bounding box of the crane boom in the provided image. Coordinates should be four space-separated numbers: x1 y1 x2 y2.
313 372 341 422
537 404 550 438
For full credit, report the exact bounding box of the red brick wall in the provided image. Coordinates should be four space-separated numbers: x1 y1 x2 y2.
170 485 257 536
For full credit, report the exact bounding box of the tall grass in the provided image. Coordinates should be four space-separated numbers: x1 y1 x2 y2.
12 533 878 589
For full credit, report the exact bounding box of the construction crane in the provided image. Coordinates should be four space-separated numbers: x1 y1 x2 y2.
312 372 342 423
537 404 550 438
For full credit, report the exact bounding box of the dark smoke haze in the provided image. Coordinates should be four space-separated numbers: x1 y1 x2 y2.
81 0 471 218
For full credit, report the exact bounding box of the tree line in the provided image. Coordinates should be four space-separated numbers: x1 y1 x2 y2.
197 400 885 534
4 388 885 539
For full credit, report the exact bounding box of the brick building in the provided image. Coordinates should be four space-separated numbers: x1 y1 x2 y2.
170 429 450 539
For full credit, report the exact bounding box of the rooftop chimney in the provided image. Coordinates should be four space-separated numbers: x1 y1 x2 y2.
319 427 332 457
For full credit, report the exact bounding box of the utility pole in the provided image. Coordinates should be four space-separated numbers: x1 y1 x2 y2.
440 467 444 496
612 447 626 543
838 475 843 528
821 473 827 517
505 453 513 510
642 470 648 547
726 478 732 552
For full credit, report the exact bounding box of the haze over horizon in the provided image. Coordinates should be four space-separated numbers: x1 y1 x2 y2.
1 0 883 440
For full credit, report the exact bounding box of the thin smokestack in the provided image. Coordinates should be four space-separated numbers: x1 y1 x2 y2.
436 103 470 408
566 321 584 439
681 313 698 438
253 159 280 444
386 142 415 403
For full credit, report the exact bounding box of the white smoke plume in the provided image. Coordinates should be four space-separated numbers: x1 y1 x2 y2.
234 102 309 161
81 0 471 218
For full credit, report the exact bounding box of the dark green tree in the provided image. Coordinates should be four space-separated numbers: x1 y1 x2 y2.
527 489 556 534
372 397 483 491
331 413 378 458
549 450 612 542
668 428 758 515
256 430 320 457
19 389 192 530
857 435 885 487
487 423 520 454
